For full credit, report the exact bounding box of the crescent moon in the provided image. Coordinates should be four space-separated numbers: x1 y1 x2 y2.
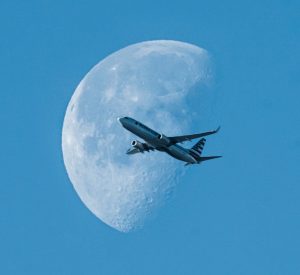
62 40 213 232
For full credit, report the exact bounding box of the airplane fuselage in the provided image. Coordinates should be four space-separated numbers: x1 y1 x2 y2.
118 117 197 163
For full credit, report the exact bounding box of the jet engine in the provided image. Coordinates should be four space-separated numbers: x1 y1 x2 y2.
131 140 145 150
158 134 171 146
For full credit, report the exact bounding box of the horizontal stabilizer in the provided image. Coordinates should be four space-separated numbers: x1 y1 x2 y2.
184 156 222 166
199 156 222 162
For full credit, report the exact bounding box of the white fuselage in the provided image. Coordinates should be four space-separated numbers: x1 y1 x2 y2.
118 117 197 163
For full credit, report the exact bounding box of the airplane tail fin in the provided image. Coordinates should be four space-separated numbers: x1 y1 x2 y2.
190 138 206 157
187 138 222 166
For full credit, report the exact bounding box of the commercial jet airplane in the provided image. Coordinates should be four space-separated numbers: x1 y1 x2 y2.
118 116 221 166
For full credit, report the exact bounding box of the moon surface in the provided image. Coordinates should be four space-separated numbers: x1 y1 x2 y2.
62 40 214 232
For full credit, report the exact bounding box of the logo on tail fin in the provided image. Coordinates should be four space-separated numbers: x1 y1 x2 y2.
192 138 206 154
189 138 206 160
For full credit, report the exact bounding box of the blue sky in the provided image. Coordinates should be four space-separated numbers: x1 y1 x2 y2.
1 0 299 274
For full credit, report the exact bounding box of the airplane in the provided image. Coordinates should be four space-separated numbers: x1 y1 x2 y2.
118 116 221 166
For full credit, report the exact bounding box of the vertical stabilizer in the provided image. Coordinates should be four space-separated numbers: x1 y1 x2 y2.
189 138 206 160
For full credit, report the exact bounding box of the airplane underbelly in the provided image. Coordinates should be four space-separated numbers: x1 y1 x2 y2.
166 145 196 163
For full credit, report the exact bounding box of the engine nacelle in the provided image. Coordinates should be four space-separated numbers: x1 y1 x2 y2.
158 133 171 146
131 140 144 150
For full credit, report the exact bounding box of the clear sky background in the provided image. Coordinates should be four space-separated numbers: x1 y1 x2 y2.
1 0 299 274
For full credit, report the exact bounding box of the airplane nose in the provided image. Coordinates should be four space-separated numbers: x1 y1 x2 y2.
117 117 123 124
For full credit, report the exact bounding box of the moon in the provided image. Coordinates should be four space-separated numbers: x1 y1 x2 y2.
62 40 214 232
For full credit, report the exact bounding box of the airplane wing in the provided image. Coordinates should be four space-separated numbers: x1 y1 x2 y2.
126 147 141 154
126 142 155 155
169 126 220 144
